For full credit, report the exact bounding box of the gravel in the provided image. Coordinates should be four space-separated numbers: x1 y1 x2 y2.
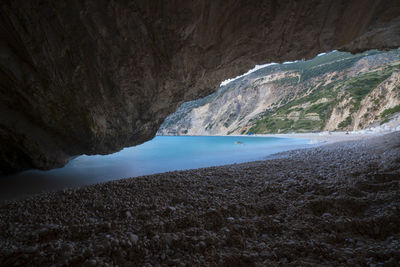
0 132 399 266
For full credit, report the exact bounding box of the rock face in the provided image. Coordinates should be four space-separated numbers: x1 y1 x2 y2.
1 0 400 172
158 50 400 135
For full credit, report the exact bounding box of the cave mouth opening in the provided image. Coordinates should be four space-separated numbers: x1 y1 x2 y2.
158 48 400 136
2 48 399 202
1 1 400 264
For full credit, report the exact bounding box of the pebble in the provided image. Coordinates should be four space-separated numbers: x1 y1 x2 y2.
0 132 398 266
322 213 332 218
168 206 176 212
128 233 139 245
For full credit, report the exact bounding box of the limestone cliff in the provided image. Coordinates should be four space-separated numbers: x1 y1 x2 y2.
158 50 400 135
1 0 400 172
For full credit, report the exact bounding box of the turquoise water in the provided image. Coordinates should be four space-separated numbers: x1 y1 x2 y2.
0 136 310 200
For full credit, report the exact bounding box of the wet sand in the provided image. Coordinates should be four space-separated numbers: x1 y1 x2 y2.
0 131 399 266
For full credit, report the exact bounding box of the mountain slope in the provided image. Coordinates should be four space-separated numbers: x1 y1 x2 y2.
158 50 400 135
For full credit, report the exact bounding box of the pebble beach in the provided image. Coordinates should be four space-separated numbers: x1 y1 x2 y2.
0 131 399 266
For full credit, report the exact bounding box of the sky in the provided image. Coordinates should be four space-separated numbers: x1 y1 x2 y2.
220 52 330 86
220 63 277 86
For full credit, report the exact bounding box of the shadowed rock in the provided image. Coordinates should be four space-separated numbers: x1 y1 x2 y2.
1 0 400 172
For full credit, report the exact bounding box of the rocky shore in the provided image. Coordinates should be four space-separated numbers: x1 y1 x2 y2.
0 132 399 266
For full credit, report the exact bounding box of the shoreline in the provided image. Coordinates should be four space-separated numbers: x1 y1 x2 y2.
0 131 399 265
254 131 379 144
159 124 400 145
0 134 312 203
0 131 374 203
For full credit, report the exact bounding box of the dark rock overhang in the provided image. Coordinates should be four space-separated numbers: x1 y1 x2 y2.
0 0 399 173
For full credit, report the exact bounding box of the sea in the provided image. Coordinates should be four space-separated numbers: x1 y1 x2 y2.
0 136 311 201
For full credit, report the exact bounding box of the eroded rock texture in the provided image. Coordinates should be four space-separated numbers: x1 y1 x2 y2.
0 0 400 172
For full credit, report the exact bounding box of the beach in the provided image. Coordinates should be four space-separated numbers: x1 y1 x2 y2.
257 130 400 145
0 131 399 266
258 115 400 145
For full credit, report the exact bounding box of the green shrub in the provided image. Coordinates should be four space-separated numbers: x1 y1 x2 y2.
381 104 400 118
305 102 330 114
338 116 352 128
380 118 390 125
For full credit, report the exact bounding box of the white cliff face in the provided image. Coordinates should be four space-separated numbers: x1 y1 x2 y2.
159 50 400 135
324 70 400 131
352 72 400 130
324 91 355 131
160 72 300 135
187 75 294 135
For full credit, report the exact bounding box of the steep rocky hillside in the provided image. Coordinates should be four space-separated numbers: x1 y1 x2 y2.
158 50 400 135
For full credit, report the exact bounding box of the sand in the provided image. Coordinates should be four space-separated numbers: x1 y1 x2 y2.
0 131 399 266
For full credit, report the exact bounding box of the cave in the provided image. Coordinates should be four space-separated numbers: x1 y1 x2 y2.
1 1 400 265
1 0 400 173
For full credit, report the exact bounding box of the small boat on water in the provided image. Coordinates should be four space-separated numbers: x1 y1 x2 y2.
234 141 243 145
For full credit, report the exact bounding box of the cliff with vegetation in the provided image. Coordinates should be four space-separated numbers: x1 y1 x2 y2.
158 50 400 135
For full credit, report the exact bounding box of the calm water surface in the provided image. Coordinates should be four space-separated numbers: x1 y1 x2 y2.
0 136 311 201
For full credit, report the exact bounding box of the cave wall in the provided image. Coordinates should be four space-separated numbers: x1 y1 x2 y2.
0 0 399 173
